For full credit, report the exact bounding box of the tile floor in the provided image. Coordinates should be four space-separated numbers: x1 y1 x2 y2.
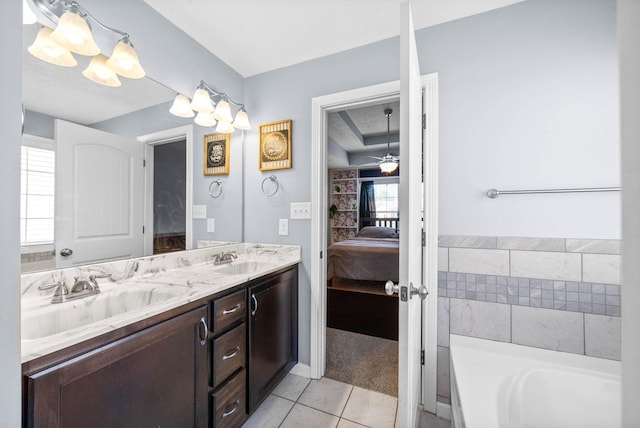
242 374 451 428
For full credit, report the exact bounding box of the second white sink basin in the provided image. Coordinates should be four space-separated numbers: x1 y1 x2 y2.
22 286 187 341
214 260 276 275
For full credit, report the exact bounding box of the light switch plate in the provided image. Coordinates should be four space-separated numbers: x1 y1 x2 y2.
192 205 207 219
279 218 289 235
290 202 312 219
207 218 215 232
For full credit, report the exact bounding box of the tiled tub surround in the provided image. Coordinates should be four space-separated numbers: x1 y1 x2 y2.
436 235 622 406
20 242 301 362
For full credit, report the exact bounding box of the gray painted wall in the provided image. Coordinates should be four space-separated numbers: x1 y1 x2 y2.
1 1 22 425
243 0 618 365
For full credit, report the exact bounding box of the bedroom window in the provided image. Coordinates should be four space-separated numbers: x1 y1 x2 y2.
21 143 55 245
373 182 399 221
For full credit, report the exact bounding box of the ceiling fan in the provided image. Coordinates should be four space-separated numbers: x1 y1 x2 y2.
365 108 399 173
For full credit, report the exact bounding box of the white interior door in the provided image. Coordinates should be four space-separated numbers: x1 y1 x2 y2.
397 1 425 426
55 119 144 267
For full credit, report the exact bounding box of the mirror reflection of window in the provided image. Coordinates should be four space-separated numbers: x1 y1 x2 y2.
21 138 55 245
20 135 56 272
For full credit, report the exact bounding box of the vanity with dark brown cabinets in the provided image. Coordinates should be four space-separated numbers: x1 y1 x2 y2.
22 264 298 428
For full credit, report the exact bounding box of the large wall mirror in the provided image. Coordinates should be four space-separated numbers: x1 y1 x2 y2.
21 21 232 273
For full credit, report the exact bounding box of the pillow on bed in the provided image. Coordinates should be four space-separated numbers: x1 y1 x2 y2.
356 226 398 239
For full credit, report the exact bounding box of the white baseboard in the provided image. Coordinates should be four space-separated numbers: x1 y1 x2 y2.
289 363 311 378
436 401 451 420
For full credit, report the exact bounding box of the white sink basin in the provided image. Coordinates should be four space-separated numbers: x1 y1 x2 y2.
22 286 187 341
214 260 276 275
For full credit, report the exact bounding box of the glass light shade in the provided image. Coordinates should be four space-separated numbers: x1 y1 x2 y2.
28 26 77 67
51 11 100 56
106 39 145 79
190 88 214 113
82 54 121 87
216 120 235 134
169 94 195 118
194 111 217 127
379 160 398 174
23 0 37 24
232 109 251 130
212 99 233 123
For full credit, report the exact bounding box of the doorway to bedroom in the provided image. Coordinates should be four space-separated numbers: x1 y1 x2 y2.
324 100 401 397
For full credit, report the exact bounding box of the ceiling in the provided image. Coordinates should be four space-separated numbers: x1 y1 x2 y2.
143 0 524 78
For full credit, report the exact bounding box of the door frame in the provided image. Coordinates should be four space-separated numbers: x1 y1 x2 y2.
138 125 194 255
310 75 438 411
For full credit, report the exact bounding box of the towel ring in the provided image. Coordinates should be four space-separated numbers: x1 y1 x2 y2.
261 175 279 197
209 179 223 198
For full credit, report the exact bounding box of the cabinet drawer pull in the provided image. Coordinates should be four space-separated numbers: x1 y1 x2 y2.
222 400 240 418
222 303 241 315
222 346 240 360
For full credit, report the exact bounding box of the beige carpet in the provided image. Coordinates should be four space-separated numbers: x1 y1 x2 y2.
325 327 398 397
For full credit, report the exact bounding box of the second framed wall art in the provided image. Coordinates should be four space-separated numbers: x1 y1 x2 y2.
204 132 230 175
258 119 292 171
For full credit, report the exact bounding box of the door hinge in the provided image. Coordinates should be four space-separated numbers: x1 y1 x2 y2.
421 230 426 247
320 250 323 259
421 350 425 365
422 113 426 130
142 226 145 234
143 159 146 167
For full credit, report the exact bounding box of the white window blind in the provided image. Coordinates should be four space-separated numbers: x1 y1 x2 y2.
21 145 55 245
373 182 399 218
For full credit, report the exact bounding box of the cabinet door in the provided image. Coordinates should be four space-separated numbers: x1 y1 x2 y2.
26 306 209 428
248 268 298 412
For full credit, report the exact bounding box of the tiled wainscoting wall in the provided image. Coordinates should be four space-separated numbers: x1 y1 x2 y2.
436 235 622 405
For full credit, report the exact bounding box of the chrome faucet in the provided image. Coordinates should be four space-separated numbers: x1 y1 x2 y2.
213 251 238 266
50 274 110 304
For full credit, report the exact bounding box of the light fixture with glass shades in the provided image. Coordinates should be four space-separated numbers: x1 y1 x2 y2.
169 81 251 134
367 108 399 174
26 0 145 86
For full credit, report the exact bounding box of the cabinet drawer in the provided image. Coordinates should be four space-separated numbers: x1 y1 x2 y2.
212 290 245 334
211 369 246 428
213 323 245 387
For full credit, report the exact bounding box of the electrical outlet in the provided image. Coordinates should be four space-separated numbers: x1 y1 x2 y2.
207 218 215 232
290 202 311 219
192 205 207 219
279 218 289 235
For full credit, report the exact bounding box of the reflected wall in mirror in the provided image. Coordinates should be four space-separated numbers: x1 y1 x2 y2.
22 22 190 273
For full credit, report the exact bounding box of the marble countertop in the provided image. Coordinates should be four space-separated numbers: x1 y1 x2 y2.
21 242 300 363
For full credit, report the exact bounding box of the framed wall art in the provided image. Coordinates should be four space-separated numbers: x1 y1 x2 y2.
204 132 229 175
258 119 292 171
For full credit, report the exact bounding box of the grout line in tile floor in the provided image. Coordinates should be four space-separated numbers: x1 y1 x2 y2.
272 380 360 427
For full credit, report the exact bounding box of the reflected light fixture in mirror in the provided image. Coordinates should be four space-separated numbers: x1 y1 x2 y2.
27 0 145 86
82 54 121 87
169 94 195 118
23 0 37 24
50 9 99 55
169 80 251 134
28 26 77 67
